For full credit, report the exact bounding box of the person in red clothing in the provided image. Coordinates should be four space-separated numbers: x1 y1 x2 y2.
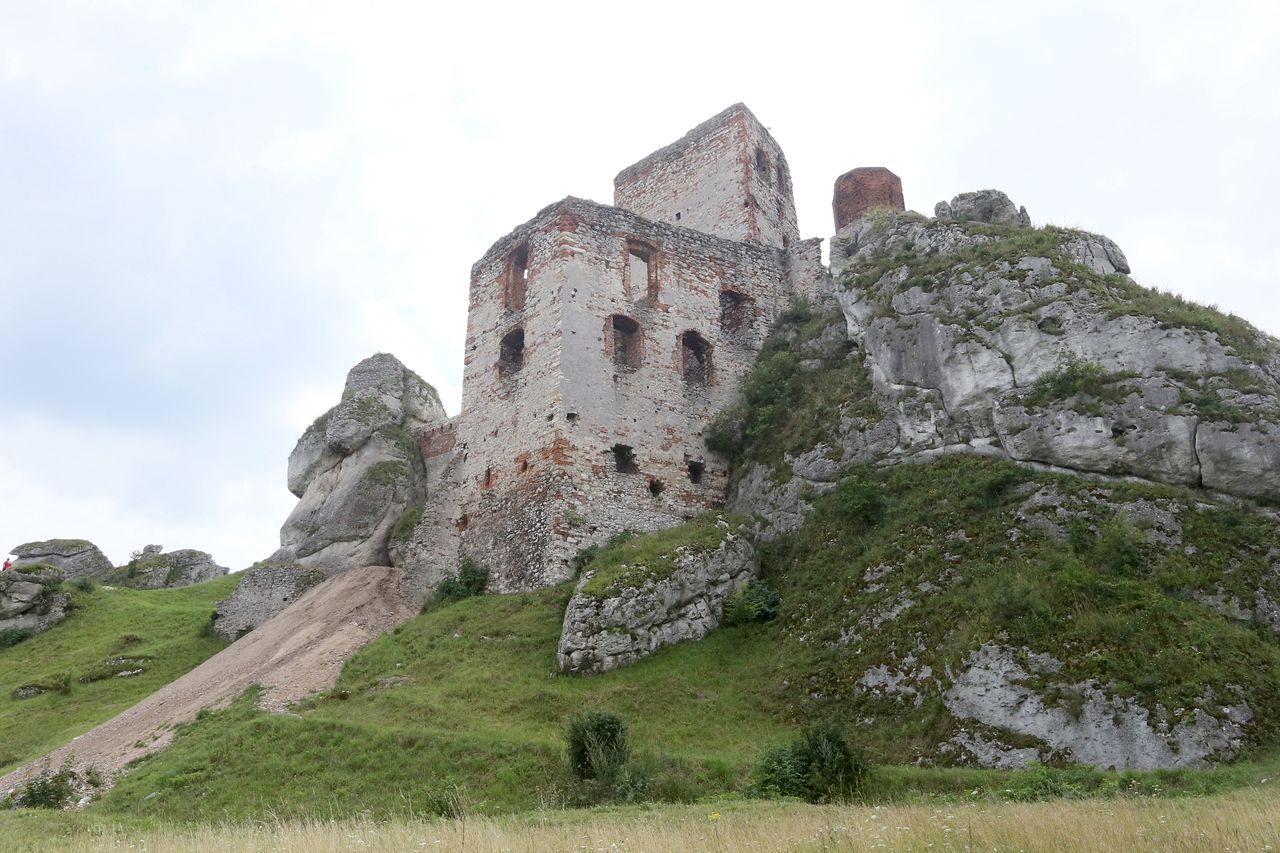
2 558 11 571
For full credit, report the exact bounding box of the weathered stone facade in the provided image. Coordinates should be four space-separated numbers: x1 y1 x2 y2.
393 105 829 593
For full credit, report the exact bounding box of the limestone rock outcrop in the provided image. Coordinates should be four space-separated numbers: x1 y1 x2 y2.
271 353 449 571
10 539 112 580
812 204 1280 505
117 545 229 589
210 564 326 641
557 528 756 674
0 567 69 636
934 189 1031 228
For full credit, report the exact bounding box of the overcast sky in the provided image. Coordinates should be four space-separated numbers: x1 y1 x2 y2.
2 1 1277 571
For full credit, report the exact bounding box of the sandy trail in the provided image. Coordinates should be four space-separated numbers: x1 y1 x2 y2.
0 565 418 796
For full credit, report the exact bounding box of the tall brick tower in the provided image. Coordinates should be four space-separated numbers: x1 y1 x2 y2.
442 106 826 593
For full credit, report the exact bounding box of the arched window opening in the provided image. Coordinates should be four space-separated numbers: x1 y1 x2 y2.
627 240 658 301
680 331 712 385
499 327 525 376
505 244 529 310
719 290 751 333
608 314 642 371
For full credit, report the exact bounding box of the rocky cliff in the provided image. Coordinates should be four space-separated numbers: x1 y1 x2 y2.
714 193 1280 770
10 539 112 580
271 353 449 571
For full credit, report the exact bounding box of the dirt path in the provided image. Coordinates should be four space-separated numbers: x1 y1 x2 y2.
0 566 418 797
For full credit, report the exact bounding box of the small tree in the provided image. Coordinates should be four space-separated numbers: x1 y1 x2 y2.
754 724 869 802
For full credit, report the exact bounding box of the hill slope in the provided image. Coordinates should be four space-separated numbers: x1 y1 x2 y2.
0 575 238 774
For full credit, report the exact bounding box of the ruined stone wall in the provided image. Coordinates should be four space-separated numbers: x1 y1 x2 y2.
447 197 805 591
613 104 801 249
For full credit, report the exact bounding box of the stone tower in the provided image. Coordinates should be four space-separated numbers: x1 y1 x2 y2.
614 104 801 249
409 106 828 593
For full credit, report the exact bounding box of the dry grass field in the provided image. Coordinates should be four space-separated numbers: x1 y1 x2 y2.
6 788 1277 852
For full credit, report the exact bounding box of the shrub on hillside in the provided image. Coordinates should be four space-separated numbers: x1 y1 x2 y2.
754 724 869 802
70 576 97 593
0 628 33 649
564 711 650 805
567 711 629 781
16 764 78 808
722 580 780 626
428 559 490 608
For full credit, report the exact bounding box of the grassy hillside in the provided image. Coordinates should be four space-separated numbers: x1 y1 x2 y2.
0 575 239 773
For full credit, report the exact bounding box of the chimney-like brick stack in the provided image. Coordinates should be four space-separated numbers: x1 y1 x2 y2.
832 166 904 230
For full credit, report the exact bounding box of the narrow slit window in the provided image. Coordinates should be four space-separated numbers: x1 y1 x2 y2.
505 244 529 310
499 327 525 376
679 331 712 385
687 460 705 484
609 314 642 371
612 444 638 474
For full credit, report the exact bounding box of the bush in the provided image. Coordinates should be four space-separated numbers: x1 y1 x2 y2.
18 765 78 808
754 724 869 802
1026 352 1111 405
428 559 490 608
69 576 97 593
722 580 781 626
390 505 425 543
0 627 33 649
566 711 630 781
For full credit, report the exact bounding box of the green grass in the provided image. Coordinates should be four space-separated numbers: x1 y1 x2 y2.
579 513 746 598
757 455 1280 761
96 584 787 820
0 574 239 774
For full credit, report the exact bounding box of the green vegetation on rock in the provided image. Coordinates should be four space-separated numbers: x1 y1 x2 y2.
578 513 746 599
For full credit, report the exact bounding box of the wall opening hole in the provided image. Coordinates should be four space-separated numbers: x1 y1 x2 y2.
648 479 665 497
687 460 704 484
612 444 638 474
482 467 493 488
505 244 529 310
719 290 751 333
519 459 529 473
680 331 712 385
609 314 642 370
499 327 525 376
566 412 578 422
675 211 682 221
627 240 658 301
755 146 771 182
456 514 469 531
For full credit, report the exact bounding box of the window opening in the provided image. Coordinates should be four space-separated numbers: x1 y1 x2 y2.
755 147 771 183
612 444 638 474
498 328 525 376
482 467 493 488
505 244 529 310
687 460 705 484
627 240 658 301
609 314 642 370
719 290 750 333
648 479 665 496
680 331 712 385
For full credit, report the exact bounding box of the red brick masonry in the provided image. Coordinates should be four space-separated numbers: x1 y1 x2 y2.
833 167 904 230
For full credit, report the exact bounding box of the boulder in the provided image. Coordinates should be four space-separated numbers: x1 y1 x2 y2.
10 539 112 580
557 530 756 674
0 567 69 636
935 189 1031 228
117 546 229 589
210 564 326 641
271 353 449 571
